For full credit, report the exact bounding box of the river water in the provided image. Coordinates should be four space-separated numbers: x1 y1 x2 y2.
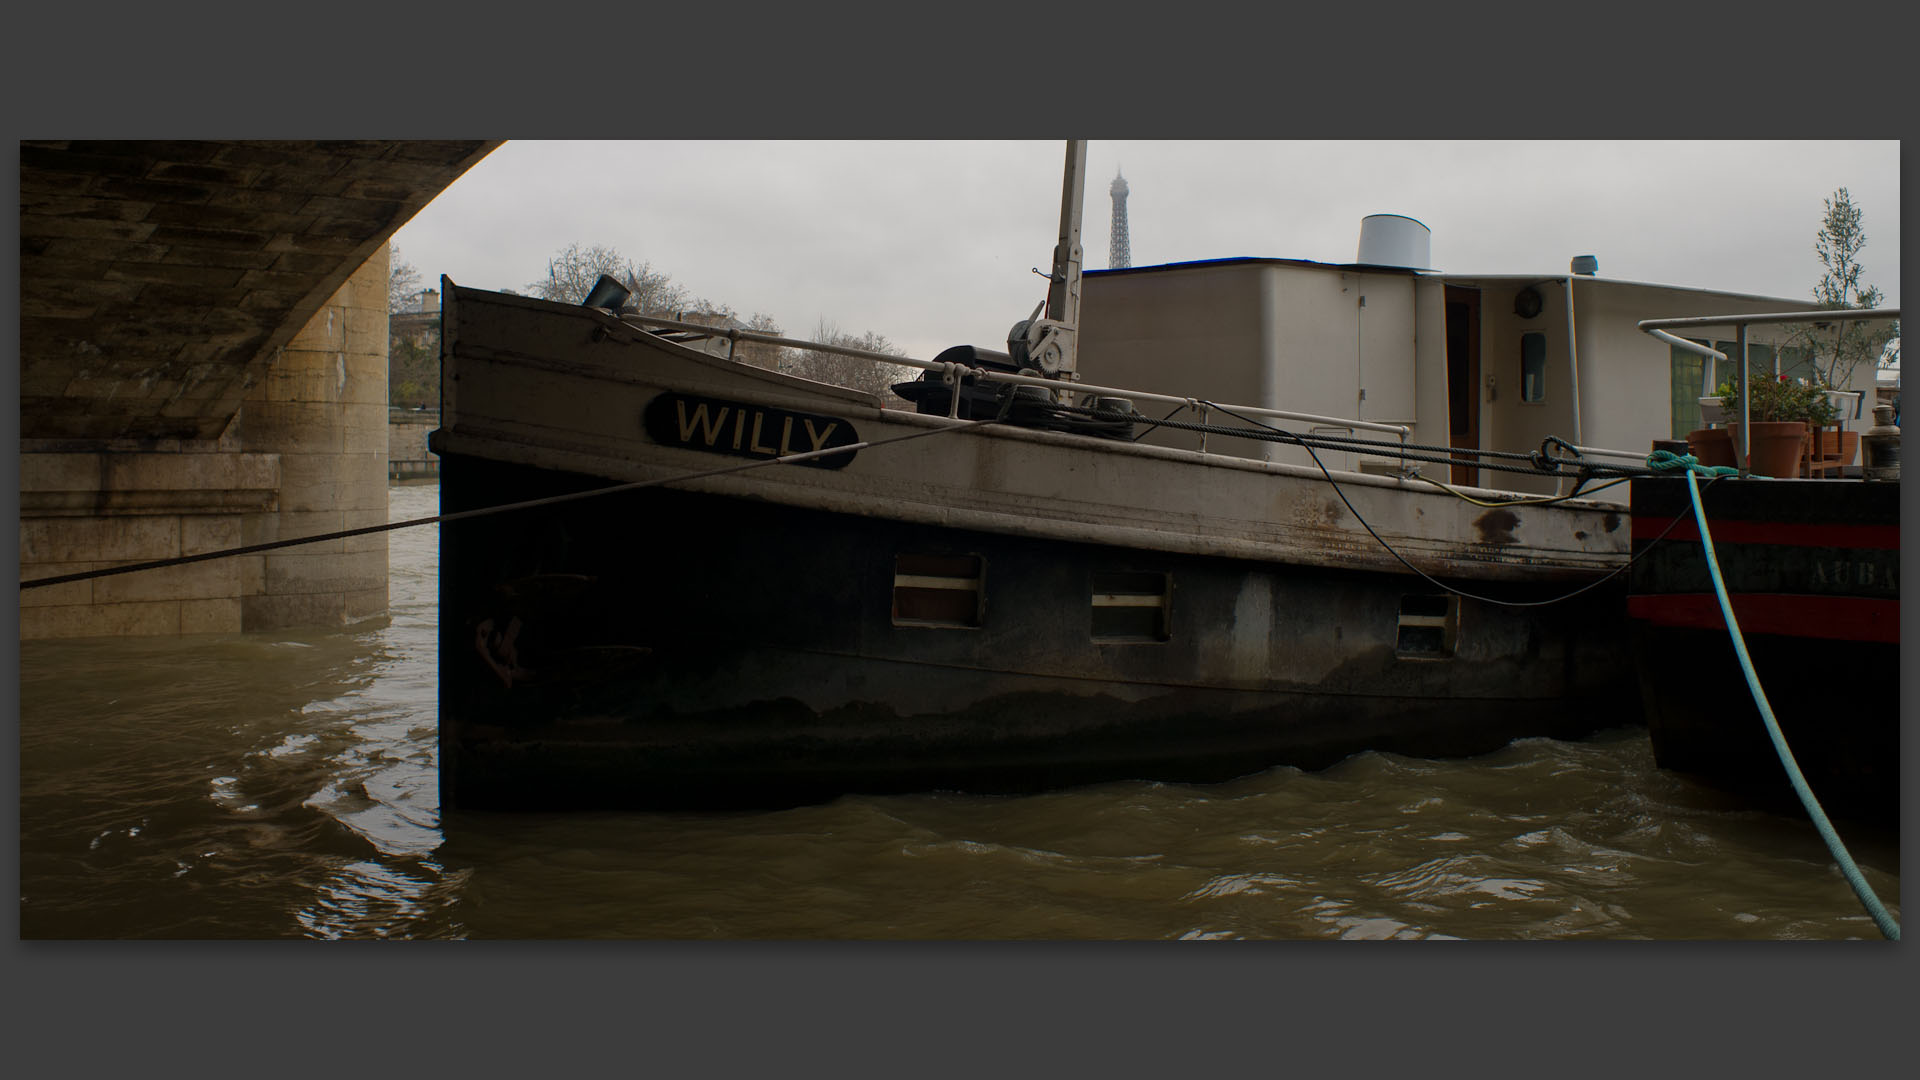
16 483 1902 940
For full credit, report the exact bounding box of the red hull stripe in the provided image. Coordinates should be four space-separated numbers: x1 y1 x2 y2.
1630 516 1899 549
1627 593 1900 643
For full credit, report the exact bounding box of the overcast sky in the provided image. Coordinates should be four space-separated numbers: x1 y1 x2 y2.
390 140 1900 361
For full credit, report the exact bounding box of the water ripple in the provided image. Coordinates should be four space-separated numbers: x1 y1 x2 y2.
17 484 1902 940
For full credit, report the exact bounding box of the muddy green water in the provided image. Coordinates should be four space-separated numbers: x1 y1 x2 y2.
17 483 1901 939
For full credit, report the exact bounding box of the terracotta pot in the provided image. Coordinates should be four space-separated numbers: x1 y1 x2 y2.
1685 428 1735 469
1728 421 1808 478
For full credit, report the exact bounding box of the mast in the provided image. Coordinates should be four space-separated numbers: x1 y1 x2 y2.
1017 140 1087 381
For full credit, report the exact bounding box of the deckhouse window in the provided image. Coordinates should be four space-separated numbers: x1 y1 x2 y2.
1774 341 1818 383
1668 338 1716 439
892 554 984 628
1668 339 1809 438
1396 594 1458 659
1520 333 1547 404
1091 571 1171 642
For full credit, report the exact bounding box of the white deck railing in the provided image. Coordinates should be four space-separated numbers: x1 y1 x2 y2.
1640 307 1899 476
617 311 1414 445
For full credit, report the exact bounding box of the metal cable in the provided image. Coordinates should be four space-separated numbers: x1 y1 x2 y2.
1043 398 1659 480
18 420 1003 591
21 387 1670 602
1682 467 1899 939
1194 400 1701 609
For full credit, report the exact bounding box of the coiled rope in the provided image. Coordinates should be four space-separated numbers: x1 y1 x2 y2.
1654 454 1900 939
1643 448 1737 480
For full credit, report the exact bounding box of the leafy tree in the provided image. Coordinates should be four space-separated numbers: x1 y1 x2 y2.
1792 188 1896 394
1813 188 1882 312
387 244 439 407
389 337 438 409
388 243 423 312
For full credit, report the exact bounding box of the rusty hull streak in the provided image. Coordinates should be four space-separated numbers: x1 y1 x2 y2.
1472 507 1521 546
1287 496 1348 531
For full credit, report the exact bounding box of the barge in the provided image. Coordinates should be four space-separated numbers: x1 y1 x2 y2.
431 141 1890 811
1627 311 1901 824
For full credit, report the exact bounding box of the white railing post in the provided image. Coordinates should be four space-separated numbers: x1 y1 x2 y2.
1640 307 1900 480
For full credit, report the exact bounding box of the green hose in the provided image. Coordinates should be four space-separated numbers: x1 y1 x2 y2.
1671 465 1900 940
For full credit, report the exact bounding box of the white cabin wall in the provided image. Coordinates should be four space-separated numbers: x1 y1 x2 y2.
1264 266 1367 470
1082 262 1833 501
1079 262 1433 474
1356 272 1419 424
1079 262 1366 470
1477 280 1574 496
1409 278 1450 456
1077 265 1269 458
1471 279 1808 498
1572 281 1675 463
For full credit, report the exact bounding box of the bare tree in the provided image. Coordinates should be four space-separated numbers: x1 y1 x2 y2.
388 243 423 312
778 318 918 401
733 312 786 370
526 242 693 314
520 246 915 403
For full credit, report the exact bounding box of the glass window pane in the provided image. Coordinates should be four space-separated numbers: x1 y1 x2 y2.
1521 332 1547 403
1671 345 1706 438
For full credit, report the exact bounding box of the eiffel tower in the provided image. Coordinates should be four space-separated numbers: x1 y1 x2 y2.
1108 168 1131 269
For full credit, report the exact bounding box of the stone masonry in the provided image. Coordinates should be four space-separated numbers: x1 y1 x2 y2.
20 253 391 638
18 451 279 637
238 249 391 631
18 140 499 639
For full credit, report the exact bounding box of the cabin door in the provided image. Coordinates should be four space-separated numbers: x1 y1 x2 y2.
1444 286 1482 486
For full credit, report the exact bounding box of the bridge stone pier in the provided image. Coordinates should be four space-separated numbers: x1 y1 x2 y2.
19 140 501 638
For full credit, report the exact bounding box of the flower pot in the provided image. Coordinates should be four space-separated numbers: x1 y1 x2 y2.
1728 421 1808 478
1685 428 1735 469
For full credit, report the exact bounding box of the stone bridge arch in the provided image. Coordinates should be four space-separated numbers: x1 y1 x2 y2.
20 140 503 638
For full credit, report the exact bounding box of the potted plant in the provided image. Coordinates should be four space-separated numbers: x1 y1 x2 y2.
1719 372 1831 477
1684 395 1735 469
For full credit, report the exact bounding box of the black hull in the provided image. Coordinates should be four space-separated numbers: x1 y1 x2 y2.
1631 626 1898 822
1627 477 1900 823
440 452 1640 810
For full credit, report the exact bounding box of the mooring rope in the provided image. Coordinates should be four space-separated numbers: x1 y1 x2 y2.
17 420 1003 591
1189 400 1697 610
1644 448 1738 480
1677 465 1900 940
